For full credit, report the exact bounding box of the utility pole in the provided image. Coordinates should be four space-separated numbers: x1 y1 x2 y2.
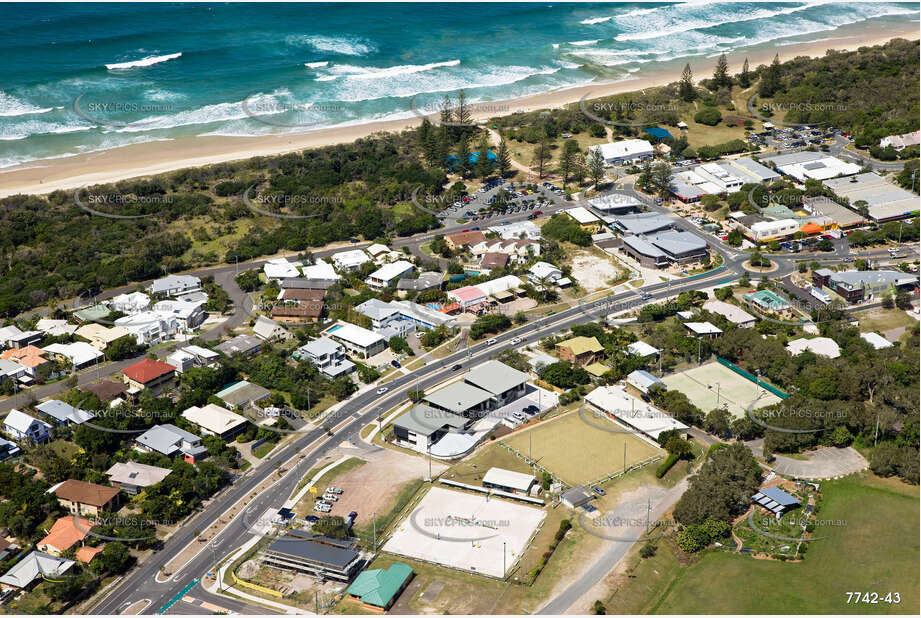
372 511 377 551
874 413 880 446
716 382 721 408
623 443 626 472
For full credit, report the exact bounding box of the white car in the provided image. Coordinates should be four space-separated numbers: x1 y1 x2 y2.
377 387 388 395
486 338 498 345
322 493 339 502
326 487 343 494
511 337 522 344
415 331 424 338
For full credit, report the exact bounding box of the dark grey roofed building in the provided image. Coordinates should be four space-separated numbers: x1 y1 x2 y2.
396 272 444 292
423 381 494 416
607 212 674 236
751 487 800 518
645 231 709 264
214 334 263 358
261 532 361 581
463 360 530 406
622 236 669 268
392 404 468 452
280 278 337 290
561 485 593 509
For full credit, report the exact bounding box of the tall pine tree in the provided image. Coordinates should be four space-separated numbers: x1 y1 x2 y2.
679 64 696 102
738 58 751 88
713 54 730 89
496 138 512 178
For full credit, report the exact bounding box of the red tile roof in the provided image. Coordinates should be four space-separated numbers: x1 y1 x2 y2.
38 516 94 553
121 358 175 384
76 546 103 563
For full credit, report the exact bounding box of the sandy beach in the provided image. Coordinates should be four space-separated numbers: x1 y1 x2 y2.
1 27 916 199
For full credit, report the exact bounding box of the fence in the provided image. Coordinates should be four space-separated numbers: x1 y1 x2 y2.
231 571 284 598
716 357 789 400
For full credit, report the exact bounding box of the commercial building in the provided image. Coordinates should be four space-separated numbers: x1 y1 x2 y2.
51 479 120 516
422 381 495 417
463 360 530 408
346 562 414 611
822 172 919 222
106 461 172 495
487 220 542 239
588 192 644 215
564 206 602 231
261 531 361 582
366 260 414 289
135 424 208 463
812 268 917 304
694 162 748 192
560 485 594 509
391 404 468 453
327 322 387 358
588 139 654 166
728 158 781 184
621 231 709 267
482 468 536 494
607 212 673 236
182 403 248 440
761 151 861 182
626 369 666 394
702 300 757 327
556 336 604 366
733 216 800 243
802 195 866 228
293 337 355 377
585 385 688 440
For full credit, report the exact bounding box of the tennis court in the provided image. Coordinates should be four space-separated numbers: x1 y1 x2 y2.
502 410 660 486
662 361 781 419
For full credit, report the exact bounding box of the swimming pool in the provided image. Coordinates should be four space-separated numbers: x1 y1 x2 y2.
327 324 343 333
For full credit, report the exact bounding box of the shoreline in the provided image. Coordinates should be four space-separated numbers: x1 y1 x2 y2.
1 28 916 199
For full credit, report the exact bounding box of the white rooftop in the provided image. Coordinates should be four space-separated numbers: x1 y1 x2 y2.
860 332 893 350
564 206 601 224
329 322 385 348
627 341 660 357
585 385 688 439
702 300 757 325
786 337 841 359
300 258 340 280
182 403 248 435
684 322 723 336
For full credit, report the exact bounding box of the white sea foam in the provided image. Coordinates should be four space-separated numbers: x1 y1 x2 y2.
568 40 599 46
580 16 612 25
286 34 375 56
105 52 182 70
0 92 53 117
329 59 461 81
304 61 329 68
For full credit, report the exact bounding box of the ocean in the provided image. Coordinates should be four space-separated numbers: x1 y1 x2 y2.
0 1 917 169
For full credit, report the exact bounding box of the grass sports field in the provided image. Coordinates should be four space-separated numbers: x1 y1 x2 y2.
661 361 782 419
502 410 661 486
606 474 919 615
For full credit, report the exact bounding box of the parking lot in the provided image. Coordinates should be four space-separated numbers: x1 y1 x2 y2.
438 180 567 223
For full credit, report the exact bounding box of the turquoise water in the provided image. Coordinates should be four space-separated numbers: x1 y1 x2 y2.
327 324 343 333
0 2 917 168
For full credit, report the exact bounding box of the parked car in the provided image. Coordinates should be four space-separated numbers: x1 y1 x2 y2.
523 404 539 415
391 359 401 368
592 486 606 496
322 493 339 502
326 487 343 494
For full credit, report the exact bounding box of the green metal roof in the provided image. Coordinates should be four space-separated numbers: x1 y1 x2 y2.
346 562 413 607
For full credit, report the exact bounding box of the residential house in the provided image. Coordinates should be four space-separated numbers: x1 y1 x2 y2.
75 324 131 350
626 341 660 358
0 436 21 460
479 252 509 271
300 258 341 281
216 380 271 410
42 342 104 370
166 345 220 373
36 400 96 427
214 334 263 358
0 551 74 589
3 409 51 443
0 358 27 385
445 230 487 250
556 336 604 366
683 322 723 339
702 300 757 327
106 461 172 495
365 260 414 290
0 345 50 378
270 302 325 324
293 337 355 378
109 292 151 314
626 369 666 394
786 337 841 359
743 290 793 317
149 274 202 297
0 325 42 349
880 130 920 150
135 423 208 463
332 249 371 272
253 315 291 342
81 380 128 403
263 258 303 280
115 312 178 345
327 322 387 358
121 358 176 394
528 262 563 284
51 479 120 516
35 319 78 338
182 403 249 440
487 220 541 239
37 516 95 556
152 299 206 331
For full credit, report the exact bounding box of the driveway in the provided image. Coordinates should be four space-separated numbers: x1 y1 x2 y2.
746 441 868 479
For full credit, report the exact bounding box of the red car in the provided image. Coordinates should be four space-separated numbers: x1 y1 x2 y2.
533 210 543 216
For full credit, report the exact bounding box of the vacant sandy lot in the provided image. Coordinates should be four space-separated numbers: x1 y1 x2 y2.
301 445 447 521
569 251 624 292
